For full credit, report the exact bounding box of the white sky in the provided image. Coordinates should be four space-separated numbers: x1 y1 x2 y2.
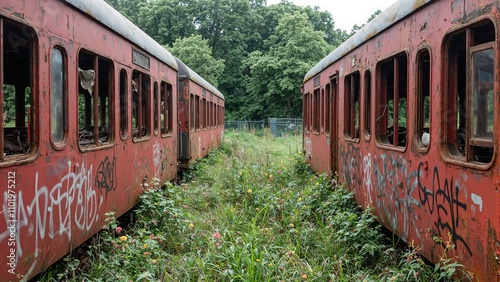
266 0 399 31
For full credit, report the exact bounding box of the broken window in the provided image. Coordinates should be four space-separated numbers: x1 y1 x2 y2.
154 82 158 133
344 72 360 139
119 69 128 139
313 88 320 133
161 81 173 135
325 83 330 135
1 19 34 159
51 47 66 144
445 20 495 163
190 93 195 131
78 50 113 147
364 70 371 139
131 70 151 139
416 49 431 149
376 53 408 147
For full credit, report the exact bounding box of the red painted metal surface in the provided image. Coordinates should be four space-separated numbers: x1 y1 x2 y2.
0 0 224 280
303 0 500 280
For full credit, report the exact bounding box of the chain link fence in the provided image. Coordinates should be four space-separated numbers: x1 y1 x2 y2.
225 118 302 136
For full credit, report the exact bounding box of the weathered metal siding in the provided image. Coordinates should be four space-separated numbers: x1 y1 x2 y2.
0 0 178 280
303 0 500 280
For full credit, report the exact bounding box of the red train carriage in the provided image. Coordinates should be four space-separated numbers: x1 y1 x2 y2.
0 0 224 280
176 58 225 168
302 0 500 280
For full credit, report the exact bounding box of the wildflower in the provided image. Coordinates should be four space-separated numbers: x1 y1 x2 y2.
150 259 157 264
289 223 295 228
298 197 302 202
269 174 273 181
301 274 307 280
173 213 178 218
115 226 123 234
247 189 252 194
143 244 149 249
189 223 194 228
268 262 273 267
143 252 150 255
256 259 261 263
149 234 155 240
120 236 128 242
255 208 260 211
214 232 221 239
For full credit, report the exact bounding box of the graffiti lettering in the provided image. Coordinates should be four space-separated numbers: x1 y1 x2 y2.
96 156 117 195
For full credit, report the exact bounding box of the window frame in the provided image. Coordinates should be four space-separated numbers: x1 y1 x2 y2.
415 48 431 152
50 46 68 149
344 71 361 141
443 19 496 166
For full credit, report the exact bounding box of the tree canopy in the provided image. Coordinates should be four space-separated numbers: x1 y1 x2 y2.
103 0 378 120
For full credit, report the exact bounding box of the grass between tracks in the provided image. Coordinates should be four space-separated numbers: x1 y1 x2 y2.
39 130 470 281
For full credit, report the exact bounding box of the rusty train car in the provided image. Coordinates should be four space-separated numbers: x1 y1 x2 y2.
302 0 500 279
0 0 224 280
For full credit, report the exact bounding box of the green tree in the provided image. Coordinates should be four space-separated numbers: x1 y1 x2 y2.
168 35 225 88
244 12 331 119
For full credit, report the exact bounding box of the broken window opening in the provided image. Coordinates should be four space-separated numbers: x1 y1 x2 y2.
119 69 128 139
445 20 495 163
1 19 34 159
376 53 407 147
132 70 151 139
78 50 113 147
51 47 66 144
161 82 173 135
344 72 360 139
417 49 431 148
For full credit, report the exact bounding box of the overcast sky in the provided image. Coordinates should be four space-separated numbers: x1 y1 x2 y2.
266 0 398 32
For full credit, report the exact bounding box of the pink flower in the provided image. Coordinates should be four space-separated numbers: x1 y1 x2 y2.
150 234 155 240
116 227 123 234
214 232 221 239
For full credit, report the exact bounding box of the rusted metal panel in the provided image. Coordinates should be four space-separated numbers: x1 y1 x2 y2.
303 0 500 280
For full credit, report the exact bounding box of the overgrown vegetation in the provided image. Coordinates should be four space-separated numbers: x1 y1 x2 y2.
37 131 470 281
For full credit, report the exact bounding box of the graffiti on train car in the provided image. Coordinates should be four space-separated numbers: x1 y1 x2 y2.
416 163 472 255
153 141 162 178
339 143 473 256
96 156 117 195
1 160 105 277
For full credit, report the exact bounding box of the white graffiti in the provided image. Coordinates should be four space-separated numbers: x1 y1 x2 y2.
363 153 373 205
304 136 312 160
0 160 103 280
152 141 162 178
471 193 483 213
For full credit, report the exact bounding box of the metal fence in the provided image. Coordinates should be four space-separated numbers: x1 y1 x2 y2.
225 118 302 136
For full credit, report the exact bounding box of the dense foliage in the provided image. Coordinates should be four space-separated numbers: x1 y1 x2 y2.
102 0 354 120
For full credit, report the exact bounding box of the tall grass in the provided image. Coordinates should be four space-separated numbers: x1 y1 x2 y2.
38 130 470 281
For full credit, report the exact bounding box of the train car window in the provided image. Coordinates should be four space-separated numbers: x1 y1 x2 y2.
363 70 371 140
313 89 320 133
154 82 159 134
190 94 195 131
78 50 113 147
161 82 173 135
1 20 35 160
131 70 151 140
195 95 200 130
416 49 431 149
344 72 360 140
320 89 324 133
325 83 330 135
445 20 495 163
50 48 67 145
202 98 207 129
119 69 128 139
303 93 309 132
376 53 408 147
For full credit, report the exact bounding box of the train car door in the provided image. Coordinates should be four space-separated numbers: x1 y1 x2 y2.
329 74 338 177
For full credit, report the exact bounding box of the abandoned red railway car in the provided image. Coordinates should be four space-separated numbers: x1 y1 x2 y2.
0 0 224 280
302 0 500 279
176 58 225 168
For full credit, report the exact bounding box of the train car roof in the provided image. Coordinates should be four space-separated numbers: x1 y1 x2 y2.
303 0 434 82
64 0 178 71
175 57 225 100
